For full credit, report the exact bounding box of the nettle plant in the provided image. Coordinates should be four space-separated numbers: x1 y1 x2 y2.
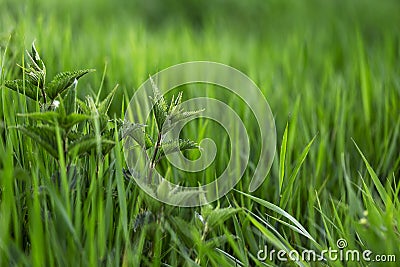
125 80 241 263
4 43 118 167
123 78 205 209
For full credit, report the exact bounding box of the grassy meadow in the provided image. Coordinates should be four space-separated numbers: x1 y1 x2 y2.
0 0 399 266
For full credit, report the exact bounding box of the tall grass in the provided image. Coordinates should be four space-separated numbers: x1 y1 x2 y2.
0 0 399 266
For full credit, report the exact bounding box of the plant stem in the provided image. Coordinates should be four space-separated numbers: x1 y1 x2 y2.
195 222 209 264
148 131 162 183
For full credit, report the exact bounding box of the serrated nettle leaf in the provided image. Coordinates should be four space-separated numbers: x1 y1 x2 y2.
168 91 183 112
161 109 204 134
47 69 94 100
149 76 168 112
149 77 169 132
3 79 41 100
18 111 59 124
121 122 153 148
18 111 90 131
204 235 233 249
152 99 168 132
16 125 59 159
158 138 198 158
66 131 84 142
170 216 201 241
68 134 115 157
61 114 91 131
144 133 154 149
81 96 113 133
204 207 240 229
167 190 206 206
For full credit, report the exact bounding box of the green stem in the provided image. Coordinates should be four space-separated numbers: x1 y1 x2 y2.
148 132 162 183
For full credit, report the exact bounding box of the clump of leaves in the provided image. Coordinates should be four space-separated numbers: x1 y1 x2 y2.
124 77 204 208
148 77 203 181
4 42 94 109
3 43 118 165
127 78 242 264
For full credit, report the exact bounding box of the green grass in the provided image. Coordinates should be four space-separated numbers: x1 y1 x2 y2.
1 0 399 266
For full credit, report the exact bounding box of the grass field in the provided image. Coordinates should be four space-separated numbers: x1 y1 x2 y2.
1 0 399 266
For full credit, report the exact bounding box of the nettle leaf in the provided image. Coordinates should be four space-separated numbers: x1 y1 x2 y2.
149 77 168 132
162 109 204 133
121 122 153 149
47 69 94 100
168 91 183 113
159 138 198 158
16 125 58 159
68 134 115 157
170 216 201 242
18 111 59 124
152 99 168 132
99 129 118 155
67 131 83 142
19 112 90 131
61 114 91 131
204 235 233 249
144 133 154 149
4 79 41 100
202 207 240 229
150 76 168 111
168 190 206 206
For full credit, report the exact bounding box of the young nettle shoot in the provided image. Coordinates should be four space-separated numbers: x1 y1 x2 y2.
147 76 204 184
3 43 119 168
4 42 94 110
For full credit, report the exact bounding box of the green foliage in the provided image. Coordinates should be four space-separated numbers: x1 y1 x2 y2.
137 77 203 179
149 76 203 134
3 43 93 105
46 70 94 100
0 2 399 265
121 122 153 149
5 43 118 164
158 138 198 158
15 125 59 158
4 79 40 100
